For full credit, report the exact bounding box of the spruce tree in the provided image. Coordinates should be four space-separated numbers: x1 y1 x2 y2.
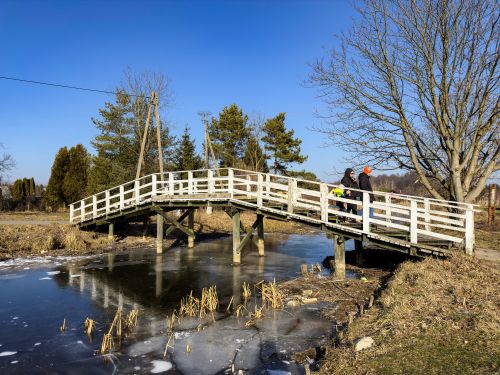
63 144 89 203
209 104 250 168
261 113 307 174
45 147 70 207
173 126 203 172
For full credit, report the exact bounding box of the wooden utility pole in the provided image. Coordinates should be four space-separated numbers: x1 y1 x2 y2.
136 91 164 180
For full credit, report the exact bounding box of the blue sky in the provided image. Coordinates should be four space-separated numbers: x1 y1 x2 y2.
0 0 355 184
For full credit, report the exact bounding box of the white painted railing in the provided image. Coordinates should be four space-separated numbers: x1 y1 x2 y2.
70 168 475 254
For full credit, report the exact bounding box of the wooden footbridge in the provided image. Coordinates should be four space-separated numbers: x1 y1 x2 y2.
70 168 475 278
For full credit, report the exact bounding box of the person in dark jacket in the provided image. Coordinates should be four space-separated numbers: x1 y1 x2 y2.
340 168 360 215
358 166 375 217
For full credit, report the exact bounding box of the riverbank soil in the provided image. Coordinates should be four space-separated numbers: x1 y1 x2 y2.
314 254 500 375
0 209 316 260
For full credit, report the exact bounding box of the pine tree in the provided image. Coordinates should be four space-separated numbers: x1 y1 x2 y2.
173 126 203 172
45 147 70 207
63 144 89 203
28 178 36 196
209 104 250 168
10 179 24 201
261 113 307 174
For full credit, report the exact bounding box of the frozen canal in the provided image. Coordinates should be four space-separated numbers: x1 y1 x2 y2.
0 233 355 374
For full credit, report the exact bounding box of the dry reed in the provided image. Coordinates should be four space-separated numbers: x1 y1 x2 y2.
242 282 252 300
59 317 66 332
260 279 284 309
84 318 95 336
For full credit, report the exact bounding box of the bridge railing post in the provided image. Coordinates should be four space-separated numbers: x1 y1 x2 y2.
362 192 370 233
169 172 174 194
70 204 74 224
465 204 475 255
92 195 97 219
135 180 140 205
119 185 124 209
424 198 431 231
287 179 297 214
410 200 418 243
385 194 392 223
228 169 234 197
320 183 328 222
208 170 214 194
152 174 157 197
265 174 270 199
105 190 110 214
188 171 193 194
80 199 85 222
257 173 263 206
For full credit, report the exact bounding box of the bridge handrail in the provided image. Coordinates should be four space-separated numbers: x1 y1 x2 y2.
69 168 475 255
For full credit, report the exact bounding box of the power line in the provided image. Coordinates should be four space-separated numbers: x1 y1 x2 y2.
0 75 150 99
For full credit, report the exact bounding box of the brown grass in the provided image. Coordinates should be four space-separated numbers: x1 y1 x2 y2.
317 255 500 374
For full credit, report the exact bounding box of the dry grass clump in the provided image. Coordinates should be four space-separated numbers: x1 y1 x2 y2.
242 281 252 300
259 279 284 309
100 308 140 354
318 255 500 374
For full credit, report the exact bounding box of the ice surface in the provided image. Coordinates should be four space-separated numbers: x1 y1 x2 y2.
0 351 17 356
150 360 172 373
128 336 164 357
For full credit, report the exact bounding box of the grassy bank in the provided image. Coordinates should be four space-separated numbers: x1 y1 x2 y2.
314 254 499 374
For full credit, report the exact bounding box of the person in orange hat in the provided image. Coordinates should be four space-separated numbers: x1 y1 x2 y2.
358 166 375 217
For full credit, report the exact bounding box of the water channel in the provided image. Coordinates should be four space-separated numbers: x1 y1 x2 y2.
0 233 355 374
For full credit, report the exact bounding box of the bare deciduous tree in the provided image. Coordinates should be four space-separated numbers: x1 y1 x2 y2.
0 144 14 183
310 0 499 202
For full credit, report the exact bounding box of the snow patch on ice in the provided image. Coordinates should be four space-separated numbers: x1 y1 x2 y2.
150 360 172 373
46 271 61 275
10 360 18 364
70 274 81 278
0 351 17 357
34 343 41 346
39 277 51 280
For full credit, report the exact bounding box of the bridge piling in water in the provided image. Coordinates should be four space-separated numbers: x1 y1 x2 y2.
232 209 241 265
108 223 114 241
333 234 346 279
156 214 164 254
188 209 195 248
257 214 265 256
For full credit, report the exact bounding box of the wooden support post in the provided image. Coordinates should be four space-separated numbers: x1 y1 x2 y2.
228 169 234 197
320 183 328 222
152 174 157 197
156 214 164 254
188 209 195 248
257 174 263 206
287 179 297 214
206 170 213 214
355 239 364 266
108 222 114 241
92 195 97 218
362 192 370 233
232 209 241 265
333 235 345 279
155 254 163 298
424 198 431 231
142 219 149 241
168 172 174 194
265 174 271 198
69 204 74 224
257 214 265 256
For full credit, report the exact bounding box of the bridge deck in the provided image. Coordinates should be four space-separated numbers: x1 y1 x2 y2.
70 169 476 258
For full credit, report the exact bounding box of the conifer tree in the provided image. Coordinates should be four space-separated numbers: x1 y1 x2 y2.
173 126 203 172
261 113 307 174
45 147 70 207
209 104 250 168
63 144 89 203
10 179 24 201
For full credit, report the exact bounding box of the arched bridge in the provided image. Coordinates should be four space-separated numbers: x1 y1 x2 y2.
70 168 475 277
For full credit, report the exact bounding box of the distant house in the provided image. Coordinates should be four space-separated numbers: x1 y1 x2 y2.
0 185 11 199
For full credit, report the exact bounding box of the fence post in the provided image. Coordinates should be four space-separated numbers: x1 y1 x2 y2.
105 190 110 214
119 185 124 209
465 204 475 255
257 174 263 206
362 192 370 233
92 195 97 218
228 169 234 198
152 174 157 197
287 179 297 214
320 183 328 222
424 198 431 231
410 200 418 243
